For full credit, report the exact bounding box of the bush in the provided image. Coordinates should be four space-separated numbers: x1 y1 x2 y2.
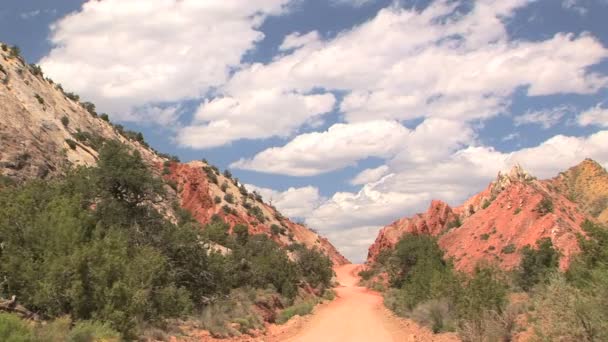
480 233 490 241
65 138 77 150
247 206 265 223
501 244 516 254
270 224 281 235
514 207 522 215
224 193 234 204
81 102 97 116
516 238 559 291
200 288 265 338
214 195 222 204
67 321 120 342
536 197 554 215
447 217 462 229
29 64 43 77
220 182 228 192
64 92 80 102
61 116 69 127
295 247 333 290
9 45 21 59
99 113 110 122
482 199 491 209
410 299 456 333
0 313 33 342
34 94 44 105
276 301 315 324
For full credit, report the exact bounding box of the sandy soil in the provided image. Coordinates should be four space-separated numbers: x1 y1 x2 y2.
271 264 459 342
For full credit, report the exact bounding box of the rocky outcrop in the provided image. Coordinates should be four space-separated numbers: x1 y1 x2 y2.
367 164 592 272
549 159 608 225
367 200 458 262
165 162 349 266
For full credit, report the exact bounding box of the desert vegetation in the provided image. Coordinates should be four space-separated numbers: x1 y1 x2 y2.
0 141 334 339
368 223 608 341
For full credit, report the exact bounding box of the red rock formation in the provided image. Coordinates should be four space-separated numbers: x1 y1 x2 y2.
164 161 349 266
367 163 591 272
367 200 458 262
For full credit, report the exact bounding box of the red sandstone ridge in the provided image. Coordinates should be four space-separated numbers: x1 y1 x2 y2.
367 163 594 272
164 161 349 266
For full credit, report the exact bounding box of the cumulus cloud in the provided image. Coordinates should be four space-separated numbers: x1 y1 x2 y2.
350 165 390 185
514 105 574 129
578 104 608 127
40 0 292 119
244 184 323 219
177 0 607 148
231 120 409 176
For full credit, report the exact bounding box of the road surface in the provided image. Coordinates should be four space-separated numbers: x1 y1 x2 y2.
281 264 458 342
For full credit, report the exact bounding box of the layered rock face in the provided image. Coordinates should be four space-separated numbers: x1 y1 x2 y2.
368 163 593 272
0 43 348 266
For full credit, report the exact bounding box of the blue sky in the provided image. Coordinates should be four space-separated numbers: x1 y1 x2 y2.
1 0 607 261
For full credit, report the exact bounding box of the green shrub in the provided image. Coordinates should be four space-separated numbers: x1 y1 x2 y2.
248 206 265 223
482 199 491 209
203 166 218 184
9 45 21 59
67 321 120 342
514 207 522 215
223 170 232 179
358 268 375 281
224 193 234 204
220 182 228 192
99 113 110 122
516 238 559 291
214 195 222 204
65 138 77 149
270 224 281 235
447 217 462 229
276 301 315 324
81 102 97 116
480 233 490 241
501 244 516 254
0 313 33 342
64 92 79 102
60 116 69 127
410 299 456 333
34 316 71 341
34 94 44 105
536 197 554 215
29 64 43 77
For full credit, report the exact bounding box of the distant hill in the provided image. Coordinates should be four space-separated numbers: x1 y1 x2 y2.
367 162 605 271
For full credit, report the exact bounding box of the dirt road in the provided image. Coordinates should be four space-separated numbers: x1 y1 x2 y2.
281 264 458 342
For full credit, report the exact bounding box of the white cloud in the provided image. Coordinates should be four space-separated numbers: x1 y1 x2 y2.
350 165 390 185
578 104 608 127
562 0 588 16
40 0 292 119
514 105 573 129
178 91 335 148
231 120 409 176
177 0 607 147
331 0 376 7
244 184 323 219
20 10 40 19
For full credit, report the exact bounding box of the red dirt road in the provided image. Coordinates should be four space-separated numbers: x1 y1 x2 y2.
281 264 459 342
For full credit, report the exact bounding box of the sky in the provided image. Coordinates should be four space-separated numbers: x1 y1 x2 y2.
1 0 608 262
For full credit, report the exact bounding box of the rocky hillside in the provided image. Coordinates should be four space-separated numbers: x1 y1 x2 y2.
368 164 592 271
0 43 347 266
164 162 348 265
549 158 608 225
